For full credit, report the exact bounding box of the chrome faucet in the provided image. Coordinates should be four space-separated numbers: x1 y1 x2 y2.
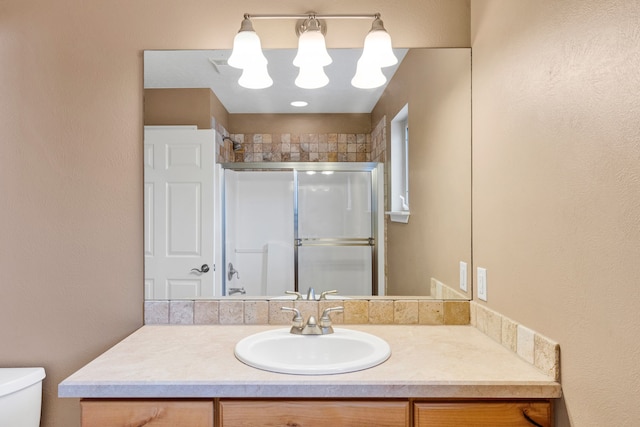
281 306 344 335
284 288 339 301
306 287 316 300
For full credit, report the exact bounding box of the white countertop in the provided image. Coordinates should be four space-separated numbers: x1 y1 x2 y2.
58 325 561 399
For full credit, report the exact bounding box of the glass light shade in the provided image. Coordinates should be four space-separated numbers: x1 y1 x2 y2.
295 64 329 89
228 29 267 69
360 17 398 68
293 30 332 67
351 58 386 89
238 63 273 89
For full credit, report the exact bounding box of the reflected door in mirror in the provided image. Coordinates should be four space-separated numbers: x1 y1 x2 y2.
144 127 215 299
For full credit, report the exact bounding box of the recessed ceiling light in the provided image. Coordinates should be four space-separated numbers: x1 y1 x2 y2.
290 101 308 107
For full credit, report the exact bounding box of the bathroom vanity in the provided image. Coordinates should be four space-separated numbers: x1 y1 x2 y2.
59 325 561 426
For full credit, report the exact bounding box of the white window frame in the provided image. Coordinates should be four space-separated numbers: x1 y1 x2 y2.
388 104 410 223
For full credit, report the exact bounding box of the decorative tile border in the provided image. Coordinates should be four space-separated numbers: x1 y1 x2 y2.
145 298 470 327
228 132 372 163
470 301 561 381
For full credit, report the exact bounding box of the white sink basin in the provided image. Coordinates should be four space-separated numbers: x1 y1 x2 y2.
234 328 391 375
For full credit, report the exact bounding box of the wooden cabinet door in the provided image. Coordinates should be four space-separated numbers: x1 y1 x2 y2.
414 400 552 427
81 399 214 427
219 399 410 427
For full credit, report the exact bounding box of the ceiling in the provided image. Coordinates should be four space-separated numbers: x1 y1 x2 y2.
144 49 408 114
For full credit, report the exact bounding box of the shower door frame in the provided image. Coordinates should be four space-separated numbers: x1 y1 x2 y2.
221 162 383 296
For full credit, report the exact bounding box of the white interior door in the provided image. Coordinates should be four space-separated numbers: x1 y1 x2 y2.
144 126 215 299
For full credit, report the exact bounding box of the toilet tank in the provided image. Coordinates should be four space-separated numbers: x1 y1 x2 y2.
0 368 46 427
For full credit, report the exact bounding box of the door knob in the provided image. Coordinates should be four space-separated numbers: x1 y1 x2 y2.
191 264 210 274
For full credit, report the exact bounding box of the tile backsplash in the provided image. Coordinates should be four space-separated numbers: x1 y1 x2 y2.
471 301 561 381
145 298 470 327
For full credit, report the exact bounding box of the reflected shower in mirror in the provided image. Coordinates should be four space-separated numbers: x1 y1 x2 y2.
143 48 471 300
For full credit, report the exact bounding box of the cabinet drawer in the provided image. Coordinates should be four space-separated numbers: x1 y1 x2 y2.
81 399 214 427
219 399 410 427
414 400 552 427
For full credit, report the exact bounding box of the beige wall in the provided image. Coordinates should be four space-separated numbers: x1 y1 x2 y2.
0 1 469 426
372 49 472 296
229 113 371 134
144 88 230 130
471 1 640 426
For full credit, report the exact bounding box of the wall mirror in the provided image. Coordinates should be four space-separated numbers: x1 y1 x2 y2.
143 48 471 301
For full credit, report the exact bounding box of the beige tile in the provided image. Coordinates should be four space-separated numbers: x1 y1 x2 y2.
418 300 444 325
517 325 535 364
483 307 502 342
501 316 518 352
534 334 561 381
144 301 169 325
443 301 470 325
343 300 369 324
469 301 477 327
430 278 442 299
218 300 244 324
368 300 394 324
394 300 419 324
244 300 269 324
194 301 219 324
294 301 319 322
475 303 488 333
269 300 294 325
169 301 194 325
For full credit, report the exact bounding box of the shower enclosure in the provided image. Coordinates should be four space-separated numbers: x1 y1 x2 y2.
222 163 383 297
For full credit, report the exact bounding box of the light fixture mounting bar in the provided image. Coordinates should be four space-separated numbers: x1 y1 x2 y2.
243 13 380 21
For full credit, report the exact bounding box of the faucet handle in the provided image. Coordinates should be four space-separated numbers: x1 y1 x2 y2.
281 307 304 328
285 291 303 300
319 306 344 327
319 290 338 300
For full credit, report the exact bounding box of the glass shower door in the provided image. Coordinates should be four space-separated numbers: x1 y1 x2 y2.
296 170 375 296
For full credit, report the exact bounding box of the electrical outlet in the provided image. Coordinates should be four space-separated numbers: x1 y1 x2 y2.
477 267 487 301
459 261 468 292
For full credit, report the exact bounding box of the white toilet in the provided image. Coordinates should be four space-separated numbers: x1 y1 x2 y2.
0 368 45 427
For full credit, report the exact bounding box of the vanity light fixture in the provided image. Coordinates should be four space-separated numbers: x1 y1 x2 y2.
227 16 273 89
293 15 332 89
228 12 397 90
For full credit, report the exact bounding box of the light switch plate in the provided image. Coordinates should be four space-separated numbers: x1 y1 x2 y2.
459 261 468 292
477 267 487 301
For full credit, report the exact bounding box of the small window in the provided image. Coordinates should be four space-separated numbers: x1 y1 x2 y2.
388 104 410 223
